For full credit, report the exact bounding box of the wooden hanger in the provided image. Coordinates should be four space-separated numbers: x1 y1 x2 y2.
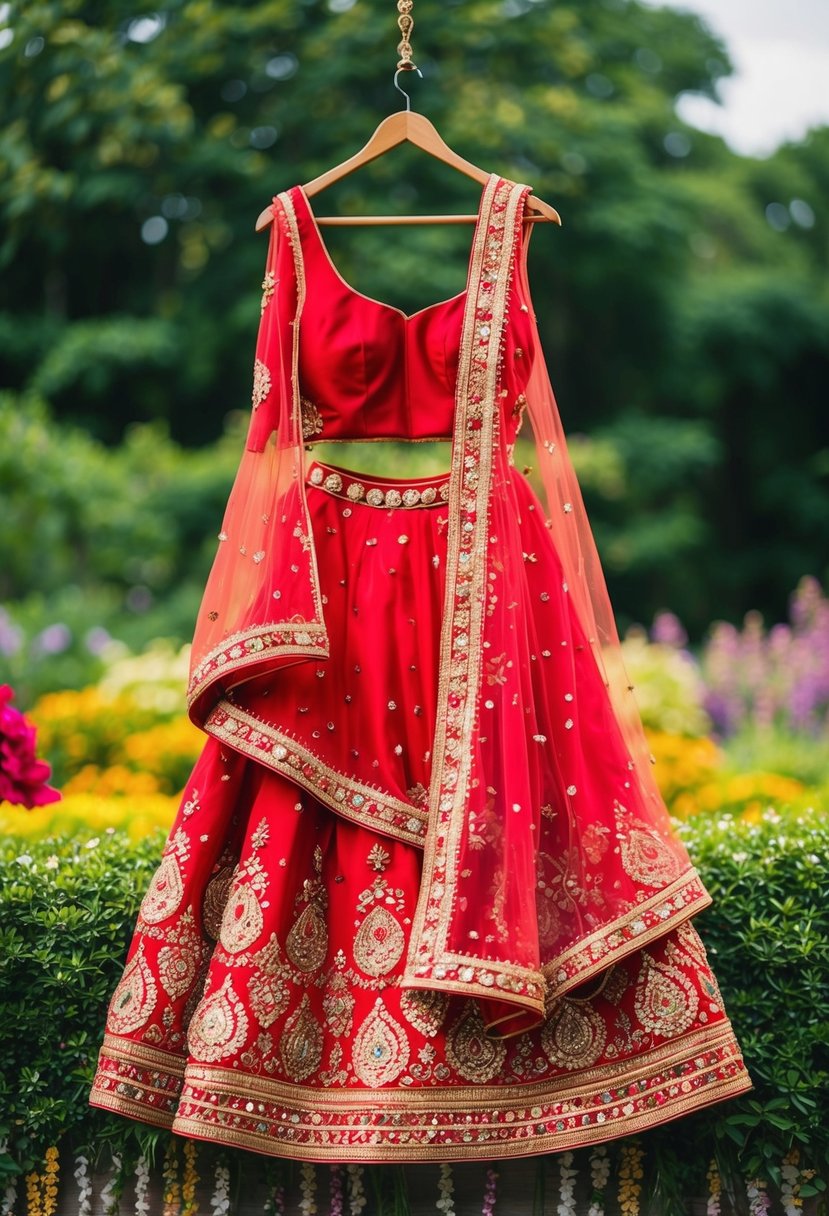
255 71 561 232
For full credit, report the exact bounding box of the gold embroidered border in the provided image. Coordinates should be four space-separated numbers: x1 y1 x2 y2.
404 176 544 1015
543 869 712 1000
99 1032 187 1073
89 1091 176 1131
203 700 428 846
187 193 331 719
276 188 328 632
166 1022 750 1161
187 625 328 712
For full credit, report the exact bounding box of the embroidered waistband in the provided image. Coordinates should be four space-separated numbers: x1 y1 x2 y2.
306 460 450 509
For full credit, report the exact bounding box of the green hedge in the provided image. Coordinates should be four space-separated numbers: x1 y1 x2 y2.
1 809 827 1208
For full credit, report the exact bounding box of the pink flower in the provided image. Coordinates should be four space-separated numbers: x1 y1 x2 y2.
0 684 61 808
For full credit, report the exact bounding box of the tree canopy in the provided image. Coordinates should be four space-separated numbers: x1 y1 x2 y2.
1 0 826 636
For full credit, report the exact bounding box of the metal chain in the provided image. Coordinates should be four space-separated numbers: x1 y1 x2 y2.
396 0 416 71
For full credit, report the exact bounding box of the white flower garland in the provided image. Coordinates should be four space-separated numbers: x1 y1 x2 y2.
557 1151 578 1216
587 1145 611 1216
299 1163 318 1216
210 1159 231 1216
134 1154 151 1216
746 1178 772 1216
780 1152 803 1216
346 1165 367 1216
74 1154 92 1216
0 1142 16 1216
437 1163 456 1216
100 1153 122 1216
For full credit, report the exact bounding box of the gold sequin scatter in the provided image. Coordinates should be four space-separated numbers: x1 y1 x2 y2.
353 906 405 977
219 878 265 955
252 358 271 410
445 1003 507 1082
400 987 449 1038
352 999 410 1086
187 975 249 1062
106 945 157 1035
634 955 699 1038
285 902 329 973
279 994 323 1081
139 853 185 926
541 999 607 1071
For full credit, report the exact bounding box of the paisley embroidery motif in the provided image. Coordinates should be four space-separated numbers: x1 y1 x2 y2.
252 358 271 410
158 910 203 1000
400 988 449 1038
285 902 328 973
352 999 410 1087
614 801 682 888
138 852 184 925
353 906 405 978
187 975 249 1062
634 954 699 1038
202 863 236 939
445 1003 506 1083
106 945 157 1035
279 993 323 1082
322 973 355 1038
541 999 607 1071
219 879 264 955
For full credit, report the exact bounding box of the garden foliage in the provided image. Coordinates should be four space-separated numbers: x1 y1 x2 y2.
1 809 827 1203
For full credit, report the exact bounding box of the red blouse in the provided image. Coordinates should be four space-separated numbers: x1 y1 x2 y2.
291 184 535 445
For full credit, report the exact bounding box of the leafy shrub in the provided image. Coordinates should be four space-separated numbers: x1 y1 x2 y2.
1 809 827 1196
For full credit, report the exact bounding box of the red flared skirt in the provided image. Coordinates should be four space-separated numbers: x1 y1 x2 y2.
89 458 750 1161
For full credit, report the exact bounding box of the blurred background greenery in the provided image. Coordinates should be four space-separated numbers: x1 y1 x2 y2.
0 0 827 691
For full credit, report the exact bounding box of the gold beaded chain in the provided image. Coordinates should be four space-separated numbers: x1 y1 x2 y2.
396 0 416 72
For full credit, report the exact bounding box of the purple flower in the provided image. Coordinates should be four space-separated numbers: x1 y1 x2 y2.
700 576 829 738
651 612 689 649
0 608 23 657
31 622 72 656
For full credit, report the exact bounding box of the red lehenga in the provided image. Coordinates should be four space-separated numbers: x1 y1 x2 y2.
89 174 751 1160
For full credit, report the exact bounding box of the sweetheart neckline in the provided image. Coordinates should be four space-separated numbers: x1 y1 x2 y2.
294 177 493 322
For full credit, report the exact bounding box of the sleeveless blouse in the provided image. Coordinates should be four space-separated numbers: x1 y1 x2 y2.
291 182 535 446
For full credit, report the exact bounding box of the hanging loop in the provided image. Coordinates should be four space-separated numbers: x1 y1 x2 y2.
393 64 423 111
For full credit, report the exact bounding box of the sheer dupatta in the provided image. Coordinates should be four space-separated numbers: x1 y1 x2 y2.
187 194 328 729
403 176 710 1036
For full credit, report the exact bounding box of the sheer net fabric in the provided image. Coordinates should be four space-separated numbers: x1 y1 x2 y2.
89 173 751 1161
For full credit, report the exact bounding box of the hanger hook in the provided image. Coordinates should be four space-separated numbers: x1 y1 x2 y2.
393 65 423 112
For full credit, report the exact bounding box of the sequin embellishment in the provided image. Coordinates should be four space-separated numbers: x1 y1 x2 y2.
106 945 157 1035
252 358 271 410
187 975 249 1062
285 902 329 973
352 999 410 1086
279 993 323 1081
219 878 265 955
400 988 449 1038
138 853 184 926
353 906 405 977
541 999 607 1071
445 1003 507 1083
634 954 699 1038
